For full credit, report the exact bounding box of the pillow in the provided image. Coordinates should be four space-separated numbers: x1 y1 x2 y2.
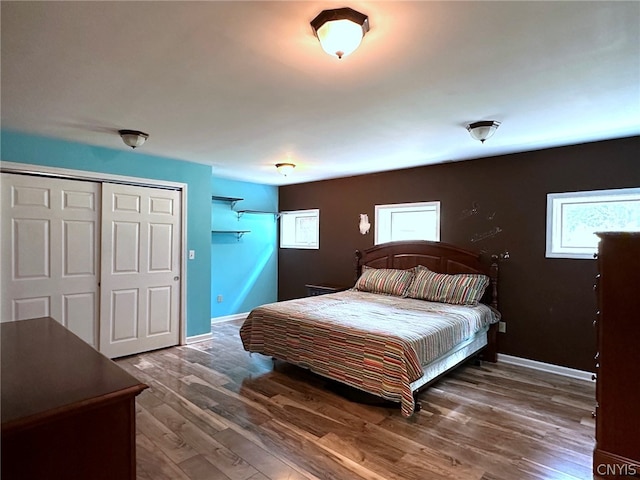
406 265 489 306
353 266 415 297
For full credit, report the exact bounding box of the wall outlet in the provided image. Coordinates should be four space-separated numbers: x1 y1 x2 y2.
217 295 223 303
498 321 507 333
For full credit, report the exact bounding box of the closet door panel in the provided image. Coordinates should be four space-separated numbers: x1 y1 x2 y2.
1 173 100 347
100 183 181 358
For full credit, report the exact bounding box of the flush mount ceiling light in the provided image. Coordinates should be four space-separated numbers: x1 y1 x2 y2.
310 7 370 59
466 121 501 143
275 163 296 176
118 129 149 149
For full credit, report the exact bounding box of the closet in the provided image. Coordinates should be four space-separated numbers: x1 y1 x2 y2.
1 172 183 358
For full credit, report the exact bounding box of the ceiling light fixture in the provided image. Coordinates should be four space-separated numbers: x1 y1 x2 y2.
466 121 501 143
275 163 296 176
118 129 149 149
310 7 369 59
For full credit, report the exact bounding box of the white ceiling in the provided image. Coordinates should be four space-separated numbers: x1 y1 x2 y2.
2 1 639 186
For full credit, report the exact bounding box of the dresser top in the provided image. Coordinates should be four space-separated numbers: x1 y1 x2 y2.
1 317 147 432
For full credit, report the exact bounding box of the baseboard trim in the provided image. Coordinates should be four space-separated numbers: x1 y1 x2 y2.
497 354 594 382
211 312 249 325
186 313 249 344
186 332 213 344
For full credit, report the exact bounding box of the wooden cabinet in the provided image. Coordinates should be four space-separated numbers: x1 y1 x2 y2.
1 317 148 480
305 283 350 296
593 232 640 478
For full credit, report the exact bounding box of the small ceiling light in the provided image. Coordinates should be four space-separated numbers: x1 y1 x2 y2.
466 121 501 143
275 163 296 176
118 129 149 149
310 7 370 59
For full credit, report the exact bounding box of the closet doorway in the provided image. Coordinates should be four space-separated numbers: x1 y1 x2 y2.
1 170 184 358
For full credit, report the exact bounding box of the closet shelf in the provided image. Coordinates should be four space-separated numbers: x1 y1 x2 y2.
211 230 250 240
212 195 243 208
235 209 280 221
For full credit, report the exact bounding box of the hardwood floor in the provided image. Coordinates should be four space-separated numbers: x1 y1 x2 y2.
116 320 596 480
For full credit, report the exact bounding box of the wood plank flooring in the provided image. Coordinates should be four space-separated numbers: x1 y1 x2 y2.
116 320 596 480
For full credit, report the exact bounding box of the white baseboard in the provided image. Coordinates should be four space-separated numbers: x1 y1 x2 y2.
186 332 213 344
186 313 249 344
211 312 249 325
497 354 594 382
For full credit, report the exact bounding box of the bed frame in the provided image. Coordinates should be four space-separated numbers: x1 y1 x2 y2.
256 240 501 415
355 240 499 364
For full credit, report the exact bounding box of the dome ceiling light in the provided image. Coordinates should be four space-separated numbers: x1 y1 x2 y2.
310 7 370 59
118 129 149 149
466 121 501 143
275 163 296 176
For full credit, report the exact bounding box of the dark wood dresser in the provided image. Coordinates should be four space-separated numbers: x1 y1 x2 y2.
593 232 640 478
1 317 148 480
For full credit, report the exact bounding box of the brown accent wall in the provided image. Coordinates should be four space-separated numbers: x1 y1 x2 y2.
278 136 639 371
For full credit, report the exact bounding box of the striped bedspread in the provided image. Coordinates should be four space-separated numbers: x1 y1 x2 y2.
239 290 500 417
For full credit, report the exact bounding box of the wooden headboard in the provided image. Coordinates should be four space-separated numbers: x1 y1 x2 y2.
355 240 499 310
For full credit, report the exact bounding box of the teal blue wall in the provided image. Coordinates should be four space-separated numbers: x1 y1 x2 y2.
1 130 212 338
211 178 278 317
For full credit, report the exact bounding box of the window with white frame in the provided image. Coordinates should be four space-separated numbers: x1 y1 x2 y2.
375 201 440 245
546 187 640 259
280 209 319 249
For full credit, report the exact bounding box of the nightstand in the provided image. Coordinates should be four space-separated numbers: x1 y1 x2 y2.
305 283 350 297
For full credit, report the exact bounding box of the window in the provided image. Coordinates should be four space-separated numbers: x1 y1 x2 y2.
546 187 640 259
280 209 319 249
375 201 440 245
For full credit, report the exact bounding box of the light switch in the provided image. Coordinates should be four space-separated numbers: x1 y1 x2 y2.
188 250 195 260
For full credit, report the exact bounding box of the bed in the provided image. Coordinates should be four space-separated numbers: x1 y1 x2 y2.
239 240 500 417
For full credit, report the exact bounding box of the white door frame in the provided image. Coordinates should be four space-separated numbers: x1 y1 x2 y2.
0 161 188 346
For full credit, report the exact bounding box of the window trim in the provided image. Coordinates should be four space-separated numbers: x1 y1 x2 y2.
374 201 441 245
279 208 320 250
546 187 640 259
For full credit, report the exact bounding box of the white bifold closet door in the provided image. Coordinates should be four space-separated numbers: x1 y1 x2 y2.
1 173 182 358
99 182 181 358
1 173 101 347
